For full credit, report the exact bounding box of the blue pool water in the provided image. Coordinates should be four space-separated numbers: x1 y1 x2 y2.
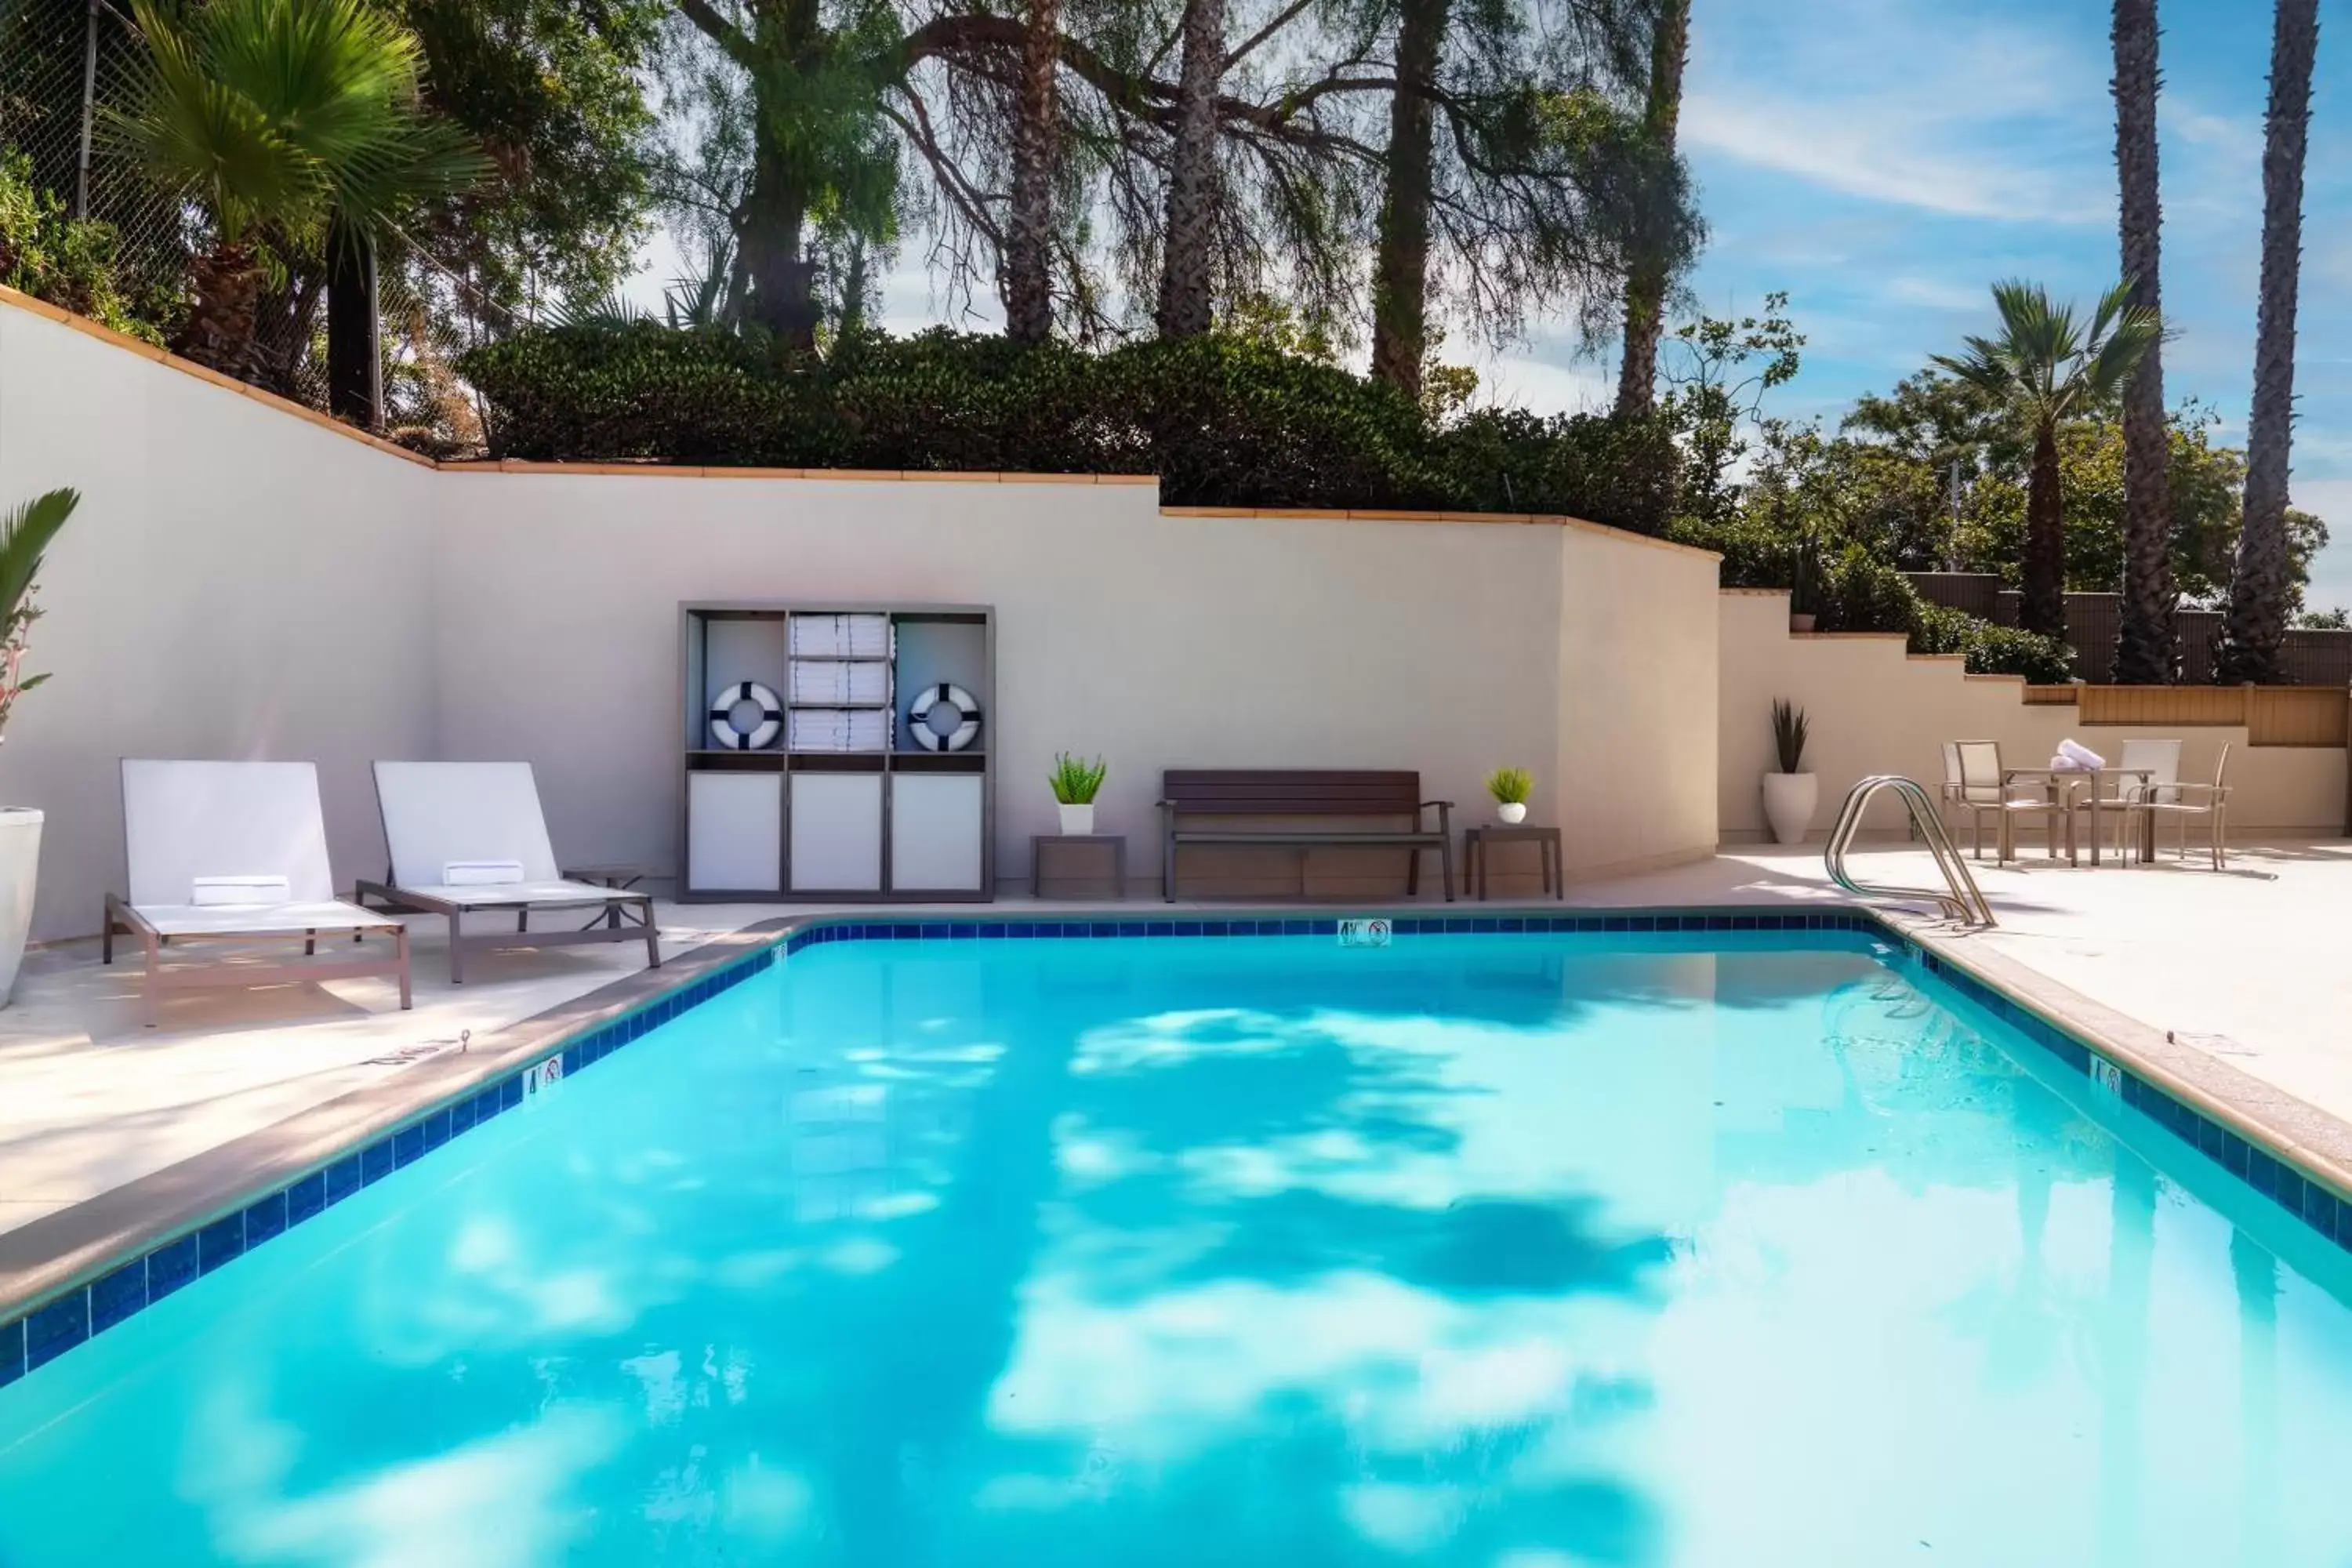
3 931 2351 1566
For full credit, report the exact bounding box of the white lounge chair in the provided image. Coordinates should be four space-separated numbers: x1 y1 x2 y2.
354 761 659 983
103 760 412 1027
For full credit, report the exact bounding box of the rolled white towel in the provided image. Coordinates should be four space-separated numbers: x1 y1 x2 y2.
191 874 292 906
2058 739 2105 771
443 860 525 886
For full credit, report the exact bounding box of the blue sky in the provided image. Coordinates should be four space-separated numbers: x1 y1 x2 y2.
1483 0 2352 608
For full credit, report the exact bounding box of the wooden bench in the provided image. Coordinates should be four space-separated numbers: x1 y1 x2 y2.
1160 770 1454 902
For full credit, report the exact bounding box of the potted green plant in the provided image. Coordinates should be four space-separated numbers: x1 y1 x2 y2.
1486 766 1533 825
1050 752 1107 834
1763 699 1816 844
0 489 77 1004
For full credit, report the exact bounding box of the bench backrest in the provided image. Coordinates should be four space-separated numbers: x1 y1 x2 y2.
1163 770 1422 816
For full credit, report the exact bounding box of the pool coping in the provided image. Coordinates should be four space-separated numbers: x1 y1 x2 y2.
4 902 2350 1389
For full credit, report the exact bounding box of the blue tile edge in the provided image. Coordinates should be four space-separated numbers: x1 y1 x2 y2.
0 941 780 1386
9 904 2348 1388
1909 943 2352 1259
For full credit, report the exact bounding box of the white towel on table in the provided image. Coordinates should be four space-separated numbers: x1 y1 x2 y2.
443 859 526 886
191 875 292 906
2057 739 2105 771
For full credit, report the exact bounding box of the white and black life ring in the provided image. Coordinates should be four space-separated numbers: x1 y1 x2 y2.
908 683 981 751
710 681 783 750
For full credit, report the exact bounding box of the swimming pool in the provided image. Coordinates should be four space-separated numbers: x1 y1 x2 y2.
3 925 2350 1565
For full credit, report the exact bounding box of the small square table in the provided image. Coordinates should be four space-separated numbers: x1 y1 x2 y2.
1461 825 1565 901
2000 768 2155 866
1033 834 1127 899
561 863 652 928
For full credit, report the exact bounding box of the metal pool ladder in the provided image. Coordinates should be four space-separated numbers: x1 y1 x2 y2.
1823 775 1997 927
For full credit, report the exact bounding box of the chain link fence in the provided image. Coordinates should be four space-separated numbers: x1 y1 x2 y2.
0 0 504 456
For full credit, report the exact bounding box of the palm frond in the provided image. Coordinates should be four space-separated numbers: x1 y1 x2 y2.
0 491 78 626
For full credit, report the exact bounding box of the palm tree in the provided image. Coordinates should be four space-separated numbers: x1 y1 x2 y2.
1003 0 1062 343
2111 0 2176 684
105 0 486 379
2218 0 2321 685
1932 280 2160 642
1613 0 1690 416
1154 0 1226 339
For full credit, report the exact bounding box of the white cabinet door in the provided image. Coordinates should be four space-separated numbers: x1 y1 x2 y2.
688 771 782 893
891 774 984 891
791 773 884 891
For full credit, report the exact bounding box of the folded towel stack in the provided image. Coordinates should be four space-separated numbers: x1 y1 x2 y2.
789 659 891 706
789 614 892 659
2054 739 2105 771
789 708 891 752
190 874 292 907
443 859 526 886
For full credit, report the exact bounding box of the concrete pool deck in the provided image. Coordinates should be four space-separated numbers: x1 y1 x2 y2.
2 844 2348 1303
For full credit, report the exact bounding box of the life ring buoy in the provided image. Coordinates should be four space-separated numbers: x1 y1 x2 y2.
710 681 783 750
908 683 981 752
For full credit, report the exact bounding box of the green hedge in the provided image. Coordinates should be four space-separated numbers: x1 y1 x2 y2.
0 151 165 344
458 325 1676 528
1671 520 2074 681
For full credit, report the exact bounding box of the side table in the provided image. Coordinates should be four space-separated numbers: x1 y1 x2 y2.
563 863 651 929
1461 826 1564 901
1033 835 1127 899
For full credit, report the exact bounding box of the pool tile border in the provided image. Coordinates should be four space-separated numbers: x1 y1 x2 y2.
3 903 2347 1389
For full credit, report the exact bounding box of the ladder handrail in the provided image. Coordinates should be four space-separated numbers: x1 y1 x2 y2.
1824 775 1997 927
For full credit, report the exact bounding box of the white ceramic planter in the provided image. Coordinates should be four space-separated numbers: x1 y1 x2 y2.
1762 772 1817 846
1057 802 1096 835
1497 801 1528 825
0 808 42 1005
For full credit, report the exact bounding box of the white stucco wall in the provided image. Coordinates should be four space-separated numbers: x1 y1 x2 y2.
0 291 1724 928
0 302 437 939
1559 522 1720 877
429 477 1720 889
1717 589 2347 840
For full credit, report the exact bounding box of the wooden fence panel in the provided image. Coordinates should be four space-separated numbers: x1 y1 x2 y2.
2077 686 2246 727
2247 687 2350 747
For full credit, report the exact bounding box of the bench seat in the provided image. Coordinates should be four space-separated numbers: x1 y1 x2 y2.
1160 770 1453 902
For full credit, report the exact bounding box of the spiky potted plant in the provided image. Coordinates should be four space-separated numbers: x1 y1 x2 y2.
1762 699 1816 845
1486 766 1533 825
1050 752 1107 835
0 490 77 1003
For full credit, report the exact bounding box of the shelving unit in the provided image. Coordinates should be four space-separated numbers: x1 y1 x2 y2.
679 602 994 902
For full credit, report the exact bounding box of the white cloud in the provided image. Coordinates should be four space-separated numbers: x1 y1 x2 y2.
1679 0 2108 226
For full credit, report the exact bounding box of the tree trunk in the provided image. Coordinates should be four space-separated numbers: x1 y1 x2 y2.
325 212 384 430
1613 0 1690 416
2022 421 2069 641
1153 0 1225 339
1367 0 1449 397
173 241 263 379
2220 0 2320 685
1004 0 1062 343
2111 0 2175 684
739 140 820 347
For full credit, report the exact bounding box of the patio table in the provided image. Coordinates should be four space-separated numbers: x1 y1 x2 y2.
2001 768 2154 867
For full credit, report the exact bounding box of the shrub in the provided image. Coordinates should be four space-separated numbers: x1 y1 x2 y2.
1911 601 2075 683
0 151 164 344
458 322 1671 528
1813 546 1919 634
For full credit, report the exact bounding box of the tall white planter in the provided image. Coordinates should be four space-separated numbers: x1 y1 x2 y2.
1057 802 1096 835
1761 772 1817 846
0 808 42 1004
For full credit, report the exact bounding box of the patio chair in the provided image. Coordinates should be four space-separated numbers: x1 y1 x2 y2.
103 760 412 1028
1951 740 2065 862
2084 738 2183 860
2122 742 2232 869
355 761 659 983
